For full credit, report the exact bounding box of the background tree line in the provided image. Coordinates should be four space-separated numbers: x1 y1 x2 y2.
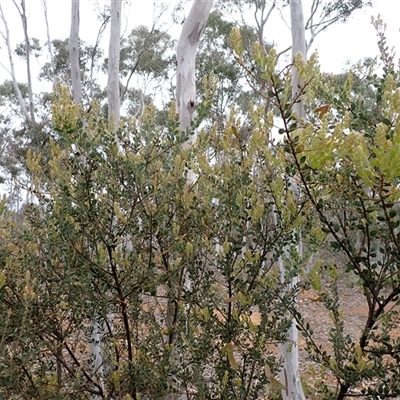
2 1 400 399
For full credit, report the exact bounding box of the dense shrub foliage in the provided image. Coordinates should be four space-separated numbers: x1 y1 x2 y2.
1 20 400 400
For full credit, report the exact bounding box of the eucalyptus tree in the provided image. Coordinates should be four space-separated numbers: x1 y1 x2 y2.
1 2 394 400
175 0 214 140
277 18 400 399
107 0 122 125
226 2 372 398
41 0 56 85
12 0 35 122
196 11 256 126
0 0 46 208
70 0 83 105
117 25 175 118
162 3 214 399
69 0 105 391
0 3 31 123
219 0 372 57
276 3 307 399
68 0 124 392
40 39 106 105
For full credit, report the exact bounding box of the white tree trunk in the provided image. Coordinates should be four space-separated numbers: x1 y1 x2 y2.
164 3 213 399
0 3 31 122
41 0 56 85
290 0 307 119
278 257 305 400
278 1 307 400
18 0 35 123
69 1 104 394
90 2 123 391
70 0 82 104
176 0 214 139
107 0 122 125
88 320 104 394
176 0 213 185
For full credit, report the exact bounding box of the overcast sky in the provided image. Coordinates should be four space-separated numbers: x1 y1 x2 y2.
0 0 399 86
310 0 399 72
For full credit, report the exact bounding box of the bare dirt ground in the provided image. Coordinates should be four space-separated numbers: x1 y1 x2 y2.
297 280 400 399
247 275 400 399
140 276 400 399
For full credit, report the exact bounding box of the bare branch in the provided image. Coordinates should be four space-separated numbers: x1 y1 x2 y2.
119 6 171 105
41 0 56 85
0 2 31 122
305 0 319 30
277 45 292 59
18 0 35 122
89 6 110 100
11 0 22 16
277 3 291 31
254 1 275 55
305 0 372 52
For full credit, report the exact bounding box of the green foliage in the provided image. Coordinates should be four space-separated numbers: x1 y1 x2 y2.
40 38 105 104
118 26 175 81
1 5 396 400
197 13 261 128
238 17 400 399
0 83 303 399
15 37 42 59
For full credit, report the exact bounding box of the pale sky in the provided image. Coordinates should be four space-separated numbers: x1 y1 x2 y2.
0 0 399 89
310 0 399 72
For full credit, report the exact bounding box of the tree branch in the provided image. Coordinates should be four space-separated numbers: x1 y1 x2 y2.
0 2 31 123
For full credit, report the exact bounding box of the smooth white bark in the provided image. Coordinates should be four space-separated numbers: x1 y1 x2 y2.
176 0 214 141
105 4 122 383
290 0 307 119
164 2 214 399
107 0 122 125
278 2 307 400
70 0 82 104
41 0 56 85
69 1 104 394
17 0 35 123
0 3 31 122
176 0 214 185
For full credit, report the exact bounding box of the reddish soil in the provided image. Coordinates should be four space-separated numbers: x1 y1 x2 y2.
247 278 400 398
294 282 400 398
